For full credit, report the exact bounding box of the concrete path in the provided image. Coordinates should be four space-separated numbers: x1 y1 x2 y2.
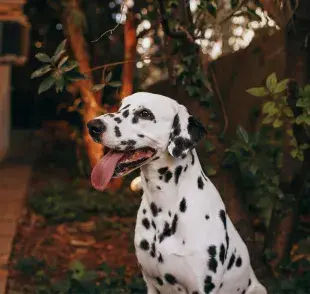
0 130 40 294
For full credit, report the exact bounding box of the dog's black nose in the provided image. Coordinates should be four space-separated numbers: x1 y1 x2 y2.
87 119 106 135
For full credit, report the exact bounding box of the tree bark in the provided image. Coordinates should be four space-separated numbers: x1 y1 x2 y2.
62 0 103 170
266 0 310 271
120 11 137 99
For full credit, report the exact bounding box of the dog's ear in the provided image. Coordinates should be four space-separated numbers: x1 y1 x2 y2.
168 105 206 159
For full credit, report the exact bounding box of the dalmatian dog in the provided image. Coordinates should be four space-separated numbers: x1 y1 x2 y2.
87 92 267 294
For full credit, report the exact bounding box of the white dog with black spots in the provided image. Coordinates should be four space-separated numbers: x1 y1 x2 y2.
87 92 267 294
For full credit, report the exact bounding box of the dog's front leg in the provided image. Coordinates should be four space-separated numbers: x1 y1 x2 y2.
142 272 160 294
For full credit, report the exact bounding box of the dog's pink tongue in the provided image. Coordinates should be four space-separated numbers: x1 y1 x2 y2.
91 150 124 191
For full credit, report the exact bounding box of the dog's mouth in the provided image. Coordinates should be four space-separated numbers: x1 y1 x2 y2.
91 147 156 191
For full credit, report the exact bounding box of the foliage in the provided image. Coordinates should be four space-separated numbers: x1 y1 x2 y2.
31 39 121 96
28 177 140 224
296 85 310 126
13 257 146 294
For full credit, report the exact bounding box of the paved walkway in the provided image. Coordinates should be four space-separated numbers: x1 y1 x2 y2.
0 130 40 294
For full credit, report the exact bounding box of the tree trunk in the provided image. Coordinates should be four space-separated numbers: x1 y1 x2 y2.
120 11 137 99
266 0 310 271
62 0 103 170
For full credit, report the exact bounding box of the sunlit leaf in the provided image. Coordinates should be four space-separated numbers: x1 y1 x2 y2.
58 56 69 68
108 81 122 87
105 71 113 83
236 125 249 143
31 65 52 79
54 39 67 58
273 119 283 128
55 77 65 93
62 61 79 72
38 76 55 94
274 78 289 93
92 83 106 92
206 166 217 176
246 87 269 97
283 107 294 118
266 72 277 93
35 53 51 63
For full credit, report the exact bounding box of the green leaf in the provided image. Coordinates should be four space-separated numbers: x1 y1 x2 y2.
67 71 87 82
274 78 289 93
62 61 79 72
283 107 294 118
206 166 217 176
236 126 249 143
205 140 215 152
290 148 298 158
296 115 310 125
35 53 51 63
92 83 106 92
262 101 276 114
38 76 55 94
31 65 52 79
108 81 122 88
246 87 269 97
105 71 113 83
296 97 310 108
300 143 310 150
58 56 69 68
266 72 277 93
262 115 274 124
55 77 65 93
273 119 283 128
54 39 67 58
70 260 85 281
249 163 258 175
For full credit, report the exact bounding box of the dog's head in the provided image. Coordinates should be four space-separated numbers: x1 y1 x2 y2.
87 92 206 191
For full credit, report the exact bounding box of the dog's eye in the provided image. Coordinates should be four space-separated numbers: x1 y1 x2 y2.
139 109 152 119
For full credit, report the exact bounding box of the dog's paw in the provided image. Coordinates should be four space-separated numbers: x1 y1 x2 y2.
131 176 142 192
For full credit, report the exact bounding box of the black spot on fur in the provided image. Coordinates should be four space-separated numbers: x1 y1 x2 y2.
197 176 204 189
150 202 158 217
138 134 145 138
204 275 215 294
178 287 182 292
236 256 242 267
220 283 223 289
121 104 130 110
156 186 161 190
241 291 245 294
122 109 129 118
114 126 121 137
142 209 146 214
171 214 178 234
158 208 162 213
164 273 177 285
172 114 181 137
142 218 150 230
156 277 164 286
158 253 164 263
227 253 236 270
225 233 230 259
150 242 156 257
192 292 199 294
158 167 169 175
159 222 171 243
179 198 187 212
171 137 192 158
219 210 227 230
190 151 195 165
219 243 225 265
168 211 172 217
175 166 183 184
183 240 185 245
205 214 210 220
153 156 160 161
156 290 161 294
107 113 115 117
114 117 122 123
151 220 156 229
164 171 173 183
248 279 252 286
121 139 136 147
140 239 149 251
184 164 188 172
208 245 218 273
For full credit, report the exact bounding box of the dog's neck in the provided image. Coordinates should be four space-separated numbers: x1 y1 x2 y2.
140 149 202 209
